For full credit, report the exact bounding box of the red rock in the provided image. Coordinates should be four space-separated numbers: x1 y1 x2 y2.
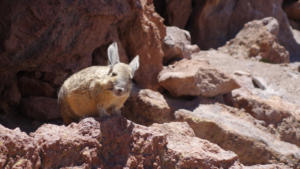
153 0 192 29
18 76 56 97
20 97 60 120
150 122 239 169
220 17 289 63
158 59 240 97
0 125 40 169
284 0 300 21
186 0 300 59
0 0 166 113
122 88 172 125
119 0 165 90
231 89 300 147
163 26 200 65
175 104 300 168
165 0 192 28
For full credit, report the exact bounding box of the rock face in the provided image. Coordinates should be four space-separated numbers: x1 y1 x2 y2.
20 97 60 121
220 17 290 63
122 88 173 125
153 0 192 29
0 0 166 118
0 125 40 169
231 89 300 147
1 117 248 169
175 104 300 168
155 0 300 59
150 122 238 169
158 59 240 97
284 0 300 21
163 26 200 65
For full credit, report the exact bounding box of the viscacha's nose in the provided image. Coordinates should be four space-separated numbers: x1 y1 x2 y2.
115 87 125 95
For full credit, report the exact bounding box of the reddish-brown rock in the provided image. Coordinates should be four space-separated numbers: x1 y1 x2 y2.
231 89 300 147
150 122 239 169
31 117 167 168
220 17 289 63
18 76 56 97
153 0 192 29
158 59 240 97
122 87 172 125
186 0 300 59
0 125 40 169
165 0 192 28
0 116 247 169
163 26 199 65
284 0 300 21
175 104 300 168
0 0 166 115
234 163 292 169
20 97 60 121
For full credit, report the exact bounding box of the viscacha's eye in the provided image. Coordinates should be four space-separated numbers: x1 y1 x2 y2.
112 72 117 77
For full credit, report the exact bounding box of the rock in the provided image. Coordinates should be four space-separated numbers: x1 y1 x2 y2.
185 0 300 59
220 17 290 63
242 164 292 169
2 116 242 168
0 73 21 111
251 76 267 90
231 90 300 147
292 28 300 46
20 97 60 120
0 0 166 113
153 0 192 29
165 0 192 28
18 76 56 97
122 87 173 125
230 162 292 169
30 117 168 168
32 118 103 169
175 104 300 168
163 26 200 65
119 1 166 90
150 122 239 169
0 125 40 169
1 115 295 168
193 49 300 106
158 59 240 97
284 0 300 21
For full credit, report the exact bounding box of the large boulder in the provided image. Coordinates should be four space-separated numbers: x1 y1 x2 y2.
153 0 192 29
0 116 248 169
0 0 166 118
122 88 173 125
219 17 290 63
188 0 299 59
175 104 300 168
0 125 40 169
150 122 239 169
231 88 300 147
158 58 240 97
20 97 60 121
1 116 295 168
284 0 300 21
163 26 200 65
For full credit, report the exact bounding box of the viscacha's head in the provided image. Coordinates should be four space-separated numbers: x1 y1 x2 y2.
106 42 139 96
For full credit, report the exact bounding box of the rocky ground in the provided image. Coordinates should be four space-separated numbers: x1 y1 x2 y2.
0 0 300 168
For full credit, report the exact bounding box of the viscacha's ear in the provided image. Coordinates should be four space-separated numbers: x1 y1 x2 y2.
129 55 140 78
107 42 120 66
